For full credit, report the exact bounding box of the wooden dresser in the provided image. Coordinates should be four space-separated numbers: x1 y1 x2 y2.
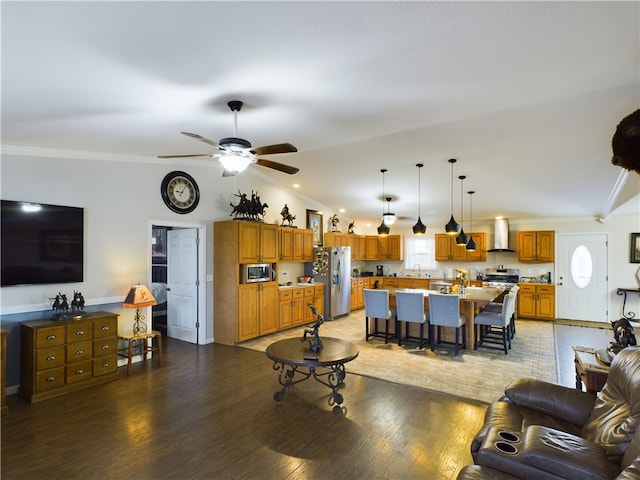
19 311 119 403
1 329 7 415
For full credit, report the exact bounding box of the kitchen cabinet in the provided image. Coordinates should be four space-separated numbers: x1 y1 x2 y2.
278 287 304 330
279 227 313 262
518 231 554 262
350 278 371 310
238 221 278 263
517 283 555 320
214 220 278 345
303 285 325 323
364 236 379 260
239 282 278 340
435 233 486 262
324 232 349 247
378 235 403 261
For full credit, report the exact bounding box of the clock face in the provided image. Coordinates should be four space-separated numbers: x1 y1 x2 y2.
161 171 200 214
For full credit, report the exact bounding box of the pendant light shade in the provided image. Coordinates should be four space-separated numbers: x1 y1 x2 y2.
466 190 477 251
445 158 460 234
455 175 468 245
413 163 427 234
377 168 391 235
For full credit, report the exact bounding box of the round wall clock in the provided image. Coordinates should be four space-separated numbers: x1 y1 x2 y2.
160 171 200 214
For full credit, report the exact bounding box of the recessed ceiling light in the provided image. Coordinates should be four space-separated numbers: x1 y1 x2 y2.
292 183 300 189
339 208 345 213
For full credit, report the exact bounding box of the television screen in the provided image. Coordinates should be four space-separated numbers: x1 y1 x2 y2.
1 200 84 286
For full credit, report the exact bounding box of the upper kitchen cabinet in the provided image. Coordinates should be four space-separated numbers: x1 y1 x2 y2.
238 221 278 263
378 235 403 261
324 232 349 247
435 233 486 262
518 231 554 262
364 236 379 260
279 227 313 262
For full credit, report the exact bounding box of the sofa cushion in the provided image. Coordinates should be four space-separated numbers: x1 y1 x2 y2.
505 377 596 426
582 347 640 463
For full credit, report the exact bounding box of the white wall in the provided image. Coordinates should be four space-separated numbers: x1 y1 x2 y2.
0 147 331 341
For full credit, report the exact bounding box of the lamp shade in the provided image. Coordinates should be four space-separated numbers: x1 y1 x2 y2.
123 284 157 308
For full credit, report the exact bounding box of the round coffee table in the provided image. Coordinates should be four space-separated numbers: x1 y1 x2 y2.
265 337 359 405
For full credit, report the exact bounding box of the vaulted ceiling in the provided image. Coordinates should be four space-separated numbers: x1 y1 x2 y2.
2 1 639 227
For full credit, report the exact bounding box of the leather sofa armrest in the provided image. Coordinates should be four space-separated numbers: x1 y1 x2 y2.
505 377 596 427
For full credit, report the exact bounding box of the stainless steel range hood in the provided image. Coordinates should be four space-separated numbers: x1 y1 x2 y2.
487 218 515 253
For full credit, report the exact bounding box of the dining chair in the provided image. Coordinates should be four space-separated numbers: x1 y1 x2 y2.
473 290 517 354
427 292 466 355
364 289 396 343
395 291 428 349
481 285 519 338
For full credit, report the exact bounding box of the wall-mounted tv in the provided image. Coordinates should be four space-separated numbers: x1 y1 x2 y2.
1 200 84 286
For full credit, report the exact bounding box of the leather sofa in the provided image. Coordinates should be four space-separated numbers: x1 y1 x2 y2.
457 346 640 479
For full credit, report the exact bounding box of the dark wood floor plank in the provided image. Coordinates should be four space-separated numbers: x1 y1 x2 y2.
2 337 486 479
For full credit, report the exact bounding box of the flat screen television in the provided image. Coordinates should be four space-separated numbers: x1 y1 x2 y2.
1 200 84 286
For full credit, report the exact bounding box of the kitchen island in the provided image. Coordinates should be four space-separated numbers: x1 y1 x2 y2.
381 287 505 350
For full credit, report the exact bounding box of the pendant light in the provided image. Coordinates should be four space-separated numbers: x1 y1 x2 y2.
377 168 390 235
456 175 468 245
412 163 426 234
445 158 460 234
466 190 477 251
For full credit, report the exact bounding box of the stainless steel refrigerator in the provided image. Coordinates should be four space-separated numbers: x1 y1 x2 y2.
305 246 351 320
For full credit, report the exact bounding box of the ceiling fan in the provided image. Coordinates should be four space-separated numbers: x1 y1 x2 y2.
158 100 299 175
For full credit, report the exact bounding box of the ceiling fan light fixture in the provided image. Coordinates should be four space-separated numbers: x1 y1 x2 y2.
219 154 252 174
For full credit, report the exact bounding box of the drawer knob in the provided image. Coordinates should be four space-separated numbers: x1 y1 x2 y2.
46 355 57 361
46 376 56 382
46 334 57 340
75 330 85 335
75 369 84 375
101 325 110 331
101 345 109 350
75 349 84 355
101 362 110 368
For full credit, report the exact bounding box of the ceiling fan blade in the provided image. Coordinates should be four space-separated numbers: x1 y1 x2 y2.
256 158 299 175
181 132 222 150
157 153 212 159
251 143 297 156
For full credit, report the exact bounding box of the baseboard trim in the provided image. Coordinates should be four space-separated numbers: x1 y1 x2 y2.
555 319 611 329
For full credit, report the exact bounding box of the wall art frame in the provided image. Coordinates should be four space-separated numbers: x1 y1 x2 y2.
631 233 640 263
306 210 323 246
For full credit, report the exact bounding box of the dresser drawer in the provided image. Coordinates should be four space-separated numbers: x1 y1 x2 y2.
66 321 92 343
93 337 117 357
66 340 92 363
93 355 118 376
279 290 292 301
35 325 66 348
36 346 66 370
66 360 93 384
93 316 117 339
292 288 303 299
36 367 65 392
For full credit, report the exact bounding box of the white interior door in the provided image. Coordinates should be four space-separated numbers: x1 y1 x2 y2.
167 228 198 343
557 233 608 322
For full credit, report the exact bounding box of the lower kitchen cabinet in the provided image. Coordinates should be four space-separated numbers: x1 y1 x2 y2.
303 285 325 323
517 283 555 320
279 287 304 329
238 282 278 340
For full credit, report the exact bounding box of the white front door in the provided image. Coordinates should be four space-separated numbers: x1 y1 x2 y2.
557 233 608 322
167 228 199 343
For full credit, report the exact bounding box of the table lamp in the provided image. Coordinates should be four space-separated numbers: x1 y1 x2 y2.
123 284 157 335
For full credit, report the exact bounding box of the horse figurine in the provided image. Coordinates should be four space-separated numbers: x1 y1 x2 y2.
71 291 85 312
280 204 296 226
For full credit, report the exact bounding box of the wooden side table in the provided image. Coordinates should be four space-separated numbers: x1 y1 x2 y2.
118 331 163 375
573 345 609 395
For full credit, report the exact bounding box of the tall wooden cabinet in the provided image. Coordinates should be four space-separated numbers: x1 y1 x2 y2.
214 220 279 345
518 231 554 262
279 227 314 262
19 312 119 403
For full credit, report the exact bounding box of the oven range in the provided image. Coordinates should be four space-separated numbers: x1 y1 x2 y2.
482 267 519 291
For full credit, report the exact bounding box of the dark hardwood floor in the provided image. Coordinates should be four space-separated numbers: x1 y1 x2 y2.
2 337 488 480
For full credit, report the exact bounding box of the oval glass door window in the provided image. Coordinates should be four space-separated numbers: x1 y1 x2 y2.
571 245 592 288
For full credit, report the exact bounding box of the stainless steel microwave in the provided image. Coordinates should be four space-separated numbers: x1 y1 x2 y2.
240 263 272 283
